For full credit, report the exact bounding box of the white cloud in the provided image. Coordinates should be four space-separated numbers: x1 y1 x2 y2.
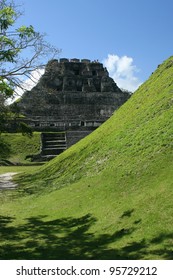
7 68 45 104
15 68 45 96
102 54 142 92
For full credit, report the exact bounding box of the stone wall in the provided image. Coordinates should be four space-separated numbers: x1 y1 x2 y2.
16 58 130 147
42 58 118 93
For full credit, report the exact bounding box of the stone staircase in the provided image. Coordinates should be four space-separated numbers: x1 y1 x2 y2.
41 132 67 161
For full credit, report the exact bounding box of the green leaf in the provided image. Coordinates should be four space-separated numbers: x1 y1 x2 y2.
0 78 13 96
0 7 16 30
17 25 36 38
0 35 15 47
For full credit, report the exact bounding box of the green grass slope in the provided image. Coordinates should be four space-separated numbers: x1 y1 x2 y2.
0 132 41 164
0 56 173 260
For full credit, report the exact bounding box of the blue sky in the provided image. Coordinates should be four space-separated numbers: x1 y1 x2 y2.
13 0 173 91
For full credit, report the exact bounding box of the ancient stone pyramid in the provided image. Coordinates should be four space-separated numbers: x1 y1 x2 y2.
18 58 130 131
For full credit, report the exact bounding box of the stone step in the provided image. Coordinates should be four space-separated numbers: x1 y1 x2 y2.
44 140 66 143
44 143 67 147
44 141 67 145
43 143 66 147
43 147 67 151
43 146 67 150
43 136 66 140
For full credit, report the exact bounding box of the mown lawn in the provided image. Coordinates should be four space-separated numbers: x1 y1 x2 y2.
0 56 173 260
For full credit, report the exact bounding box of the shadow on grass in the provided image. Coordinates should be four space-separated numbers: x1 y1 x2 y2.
0 137 11 160
0 213 173 260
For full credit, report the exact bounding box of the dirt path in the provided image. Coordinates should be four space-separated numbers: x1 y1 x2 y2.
0 172 18 190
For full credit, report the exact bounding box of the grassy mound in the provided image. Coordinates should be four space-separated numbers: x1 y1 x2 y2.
0 56 173 259
0 132 41 164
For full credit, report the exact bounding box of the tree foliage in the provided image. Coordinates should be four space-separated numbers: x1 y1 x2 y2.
0 0 60 99
0 0 60 135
